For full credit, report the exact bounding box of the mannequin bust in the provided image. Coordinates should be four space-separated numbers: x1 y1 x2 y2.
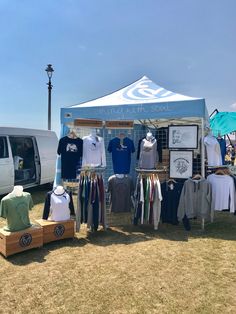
146 131 153 141
11 185 23 197
54 185 65 195
90 128 97 138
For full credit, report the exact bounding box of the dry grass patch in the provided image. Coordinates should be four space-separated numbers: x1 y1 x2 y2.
0 185 236 314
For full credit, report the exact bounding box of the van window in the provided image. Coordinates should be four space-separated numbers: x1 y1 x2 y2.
9 136 37 183
0 137 9 158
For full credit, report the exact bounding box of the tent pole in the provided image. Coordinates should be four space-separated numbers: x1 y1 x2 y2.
201 118 205 178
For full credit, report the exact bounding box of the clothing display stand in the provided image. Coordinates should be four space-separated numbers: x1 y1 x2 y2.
35 219 75 244
0 225 43 258
134 168 163 230
76 166 107 232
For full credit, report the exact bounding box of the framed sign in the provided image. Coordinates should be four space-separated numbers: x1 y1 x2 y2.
74 119 103 128
168 125 198 149
105 121 133 129
169 150 193 179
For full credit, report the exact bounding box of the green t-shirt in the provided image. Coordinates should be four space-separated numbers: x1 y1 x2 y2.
0 192 33 232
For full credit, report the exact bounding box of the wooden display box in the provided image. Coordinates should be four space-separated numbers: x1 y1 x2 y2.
35 219 75 244
0 225 43 258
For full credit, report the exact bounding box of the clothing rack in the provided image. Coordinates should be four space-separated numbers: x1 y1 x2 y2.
133 173 162 230
135 167 168 174
80 166 106 173
76 170 106 233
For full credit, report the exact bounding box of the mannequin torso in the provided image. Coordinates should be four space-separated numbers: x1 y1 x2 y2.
54 186 65 195
11 185 24 197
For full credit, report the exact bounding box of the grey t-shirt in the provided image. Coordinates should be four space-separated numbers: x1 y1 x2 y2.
108 175 134 212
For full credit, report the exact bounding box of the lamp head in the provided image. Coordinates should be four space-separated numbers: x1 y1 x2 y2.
45 64 54 79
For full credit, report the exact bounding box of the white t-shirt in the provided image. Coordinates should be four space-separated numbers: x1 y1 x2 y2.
49 192 71 221
207 174 235 213
204 135 222 166
82 135 106 167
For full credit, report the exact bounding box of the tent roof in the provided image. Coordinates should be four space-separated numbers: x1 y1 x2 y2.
61 76 207 123
210 111 236 136
71 76 200 108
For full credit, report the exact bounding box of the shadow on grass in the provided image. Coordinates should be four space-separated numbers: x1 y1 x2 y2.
3 213 236 266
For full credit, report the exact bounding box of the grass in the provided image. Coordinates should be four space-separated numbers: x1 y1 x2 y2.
0 185 236 314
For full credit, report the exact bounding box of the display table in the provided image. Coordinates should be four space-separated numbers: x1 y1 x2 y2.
0 225 43 257
35 219 75 244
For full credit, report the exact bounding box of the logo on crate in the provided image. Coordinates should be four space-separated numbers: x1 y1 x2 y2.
54 225 65 237
19 233 32 247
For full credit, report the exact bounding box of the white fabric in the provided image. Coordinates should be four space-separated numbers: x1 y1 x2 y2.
13 156 23 170
204 135 222 166
207 174 235 213
82 135 106 168
71 76 200 108
140 177 144 224
49 192 71 221
153 178 162 230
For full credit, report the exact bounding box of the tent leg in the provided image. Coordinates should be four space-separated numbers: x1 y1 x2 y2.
201 218 205 231
201 118 205 178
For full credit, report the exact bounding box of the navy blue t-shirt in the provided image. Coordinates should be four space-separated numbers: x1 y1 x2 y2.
57 136 83 179
108 137 135 174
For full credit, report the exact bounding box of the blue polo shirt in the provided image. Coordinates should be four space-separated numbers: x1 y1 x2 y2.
108 137 135 174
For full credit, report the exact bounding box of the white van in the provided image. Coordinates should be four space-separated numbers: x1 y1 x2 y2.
0 127 58 195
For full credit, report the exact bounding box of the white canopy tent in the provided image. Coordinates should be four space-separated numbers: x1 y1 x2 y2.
55 76 209 185
61 76 208 123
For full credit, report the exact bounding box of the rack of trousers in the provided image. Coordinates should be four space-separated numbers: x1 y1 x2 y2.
75 167 106 232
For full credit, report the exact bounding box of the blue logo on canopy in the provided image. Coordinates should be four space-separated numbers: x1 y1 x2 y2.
122 78 175 101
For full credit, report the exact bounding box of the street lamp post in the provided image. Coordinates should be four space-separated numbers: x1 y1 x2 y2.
45 64 54 130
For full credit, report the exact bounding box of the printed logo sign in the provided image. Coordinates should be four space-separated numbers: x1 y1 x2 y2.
19 233 32 247
122 78 174 101
54 225 65 238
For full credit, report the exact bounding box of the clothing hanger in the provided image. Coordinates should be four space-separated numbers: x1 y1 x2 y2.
167 178 177 183
115 174 124 179
217 131 222 139
192 174 202 180
119 132 125 138
68 129 77 139
214 168 226 175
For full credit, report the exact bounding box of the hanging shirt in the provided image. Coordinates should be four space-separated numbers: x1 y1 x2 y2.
0 192 33 232
57 136 83 179
207 174 235 213
178 178 212 221
161 181 184 225
108 175 134 212
82 135 106 168
43 190 74 221
138 137 157 169
108 137 135 174
204 135 222 166
217 137 227 165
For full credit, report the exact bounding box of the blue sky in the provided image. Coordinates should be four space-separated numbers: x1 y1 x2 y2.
0 0 236 135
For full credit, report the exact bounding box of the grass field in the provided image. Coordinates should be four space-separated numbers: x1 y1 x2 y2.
0 185 236 314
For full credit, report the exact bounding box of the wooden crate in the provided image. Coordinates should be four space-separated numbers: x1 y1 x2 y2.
35 219 75 244
0 225 43 258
